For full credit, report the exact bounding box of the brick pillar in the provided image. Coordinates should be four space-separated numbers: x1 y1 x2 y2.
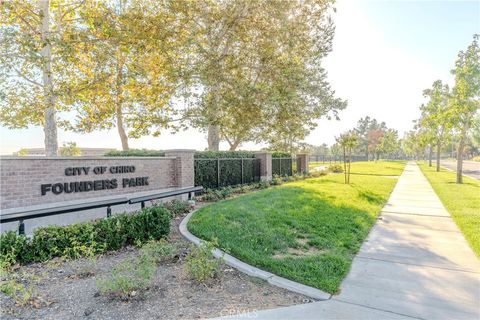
255 152 272 181
164 149 195 188
296 153 309 174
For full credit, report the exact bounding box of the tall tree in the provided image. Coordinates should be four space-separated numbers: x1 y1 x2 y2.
418 80 451 171
70 0 193 150
402 130 428 160
450 35 480 183
354 117 386 160
0 0 83 156
367 129 384 161
378 128 400 158
185 0 344 151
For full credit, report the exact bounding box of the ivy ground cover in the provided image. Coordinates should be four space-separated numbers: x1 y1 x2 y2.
188 161 406 293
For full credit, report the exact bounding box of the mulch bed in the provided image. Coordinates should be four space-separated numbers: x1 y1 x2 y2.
1 212 310 320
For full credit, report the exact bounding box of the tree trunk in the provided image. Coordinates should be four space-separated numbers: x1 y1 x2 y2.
456 125 468 184
208 124 220 151
428 144 432 167
115 55 129 151
343 146 347 184
116 106 129 151
347 148 352 183
228 138 241 151
39 0 58 157
365 149 369 161
436 139 441 172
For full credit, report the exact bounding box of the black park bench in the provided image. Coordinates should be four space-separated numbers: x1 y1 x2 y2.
0 186 203 235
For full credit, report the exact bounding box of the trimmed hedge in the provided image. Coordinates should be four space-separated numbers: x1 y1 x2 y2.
194 151 255 159
271 151 292 158
0 206 170 265
105 149 165 157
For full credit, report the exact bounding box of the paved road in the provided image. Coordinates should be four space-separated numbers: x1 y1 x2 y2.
441 160 480 180
218 162 480 320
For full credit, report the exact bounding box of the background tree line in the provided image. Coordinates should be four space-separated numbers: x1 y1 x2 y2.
0 0 345 156
402 35 479 183
303 116 403 161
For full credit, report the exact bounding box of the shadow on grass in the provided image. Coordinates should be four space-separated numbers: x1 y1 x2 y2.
189 184 390 293
445 181 479 187
355 189 385 205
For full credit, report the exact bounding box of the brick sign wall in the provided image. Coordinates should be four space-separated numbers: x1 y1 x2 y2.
0 150 195 210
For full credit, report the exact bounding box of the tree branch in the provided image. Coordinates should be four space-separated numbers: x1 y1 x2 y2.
13 67 43 87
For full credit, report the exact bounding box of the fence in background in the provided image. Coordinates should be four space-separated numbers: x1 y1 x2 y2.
309 154 368 163
194 158 261 189
272 157 295 176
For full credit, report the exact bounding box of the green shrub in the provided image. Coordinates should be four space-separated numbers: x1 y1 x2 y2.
256 180 270 189
105 149 165 157
0 231 30 266
185 241 222 283
473 156 480 162
0 206 171 266
219 186 233 199
329 164 344 173
139 239 175 263
162 200 191 217
200 189 221 202
0 265 36 306
270 175 284 186
309 170 327 178
96 254 156 299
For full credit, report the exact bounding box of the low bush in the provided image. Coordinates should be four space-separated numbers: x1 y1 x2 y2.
96 254 156 300
270 175 284 186
0 264 37 306
329 164 344 173
139 239 175 263
105 149 165 157
309 170 327 178
472 156 480 162
185 241 222 283
162 200 191 218
0 206 171 266
256 180 270 189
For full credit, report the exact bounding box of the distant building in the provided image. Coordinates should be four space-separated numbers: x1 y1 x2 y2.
14 148 116 157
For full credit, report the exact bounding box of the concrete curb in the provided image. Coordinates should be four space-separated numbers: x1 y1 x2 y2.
179 210 332 301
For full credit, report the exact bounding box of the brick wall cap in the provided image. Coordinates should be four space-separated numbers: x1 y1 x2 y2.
0 156 175 160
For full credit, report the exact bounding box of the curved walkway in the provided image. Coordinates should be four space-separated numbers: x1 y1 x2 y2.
215 162 480 320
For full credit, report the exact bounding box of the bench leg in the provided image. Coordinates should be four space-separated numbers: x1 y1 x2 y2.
141 201 145 209
107 206 112 218
18 219 25 236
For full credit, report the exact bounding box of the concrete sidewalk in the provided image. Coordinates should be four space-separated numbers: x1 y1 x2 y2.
218 162 480 320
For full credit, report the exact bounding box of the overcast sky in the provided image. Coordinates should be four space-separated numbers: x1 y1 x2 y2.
1 0 479 155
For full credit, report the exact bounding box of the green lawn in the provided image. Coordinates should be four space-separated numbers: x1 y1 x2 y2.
418 163 480 256
309 160 406 176
189 161 405 293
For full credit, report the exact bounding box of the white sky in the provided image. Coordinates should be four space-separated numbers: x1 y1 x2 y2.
0 0 475 155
